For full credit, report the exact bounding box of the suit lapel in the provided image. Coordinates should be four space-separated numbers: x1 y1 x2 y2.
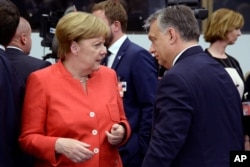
111 38 130 70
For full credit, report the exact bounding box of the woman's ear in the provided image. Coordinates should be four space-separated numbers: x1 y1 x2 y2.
70 41 78 55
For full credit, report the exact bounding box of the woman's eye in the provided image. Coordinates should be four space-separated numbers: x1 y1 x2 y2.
93 42 102 48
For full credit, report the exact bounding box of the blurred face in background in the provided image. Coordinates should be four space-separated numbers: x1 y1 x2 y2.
92 10 114 47
226 28 242 45
204 8 244 44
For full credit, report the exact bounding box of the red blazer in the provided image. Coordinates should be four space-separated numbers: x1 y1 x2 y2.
19 61 131 167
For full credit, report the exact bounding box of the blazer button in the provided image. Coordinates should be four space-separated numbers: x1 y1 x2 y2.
92 129 98 135
93 148 99 154
89 112 95 117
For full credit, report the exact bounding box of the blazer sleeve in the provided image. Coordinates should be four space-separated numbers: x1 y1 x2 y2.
19 73 60 166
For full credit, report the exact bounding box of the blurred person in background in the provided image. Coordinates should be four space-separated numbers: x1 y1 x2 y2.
204 8 245 99
5 16 51 167
0 0 25 166
6 17 51 83
203 8 250 149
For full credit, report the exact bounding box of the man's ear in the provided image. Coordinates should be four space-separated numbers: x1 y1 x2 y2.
20 33 27 45
168 28 177 44
112 20 121 32
70 41 78 55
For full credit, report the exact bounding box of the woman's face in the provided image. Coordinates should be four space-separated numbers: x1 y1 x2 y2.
74 36 107 72
226 28 242 45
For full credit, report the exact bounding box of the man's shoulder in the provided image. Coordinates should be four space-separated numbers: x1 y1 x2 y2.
10 52 51 67
5 48 43 63
121 40 153 61
0 48 5 55
126 39 149 52
25 55 51 64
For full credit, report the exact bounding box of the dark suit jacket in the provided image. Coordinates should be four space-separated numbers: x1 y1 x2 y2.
5 47 51 166
142 46 244 167
5 47 51 83
110 38 158 167
0 48 25 167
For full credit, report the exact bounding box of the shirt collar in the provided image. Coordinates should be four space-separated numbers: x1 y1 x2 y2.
0 44 5 51
6 46 23 52
108 34 127 54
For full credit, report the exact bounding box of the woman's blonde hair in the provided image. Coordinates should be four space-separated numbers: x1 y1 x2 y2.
204 8 244 43
56 12 110 60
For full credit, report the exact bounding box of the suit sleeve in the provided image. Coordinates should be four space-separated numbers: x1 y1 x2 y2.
116 75 132 145
142 73 194 167
131 49 158 152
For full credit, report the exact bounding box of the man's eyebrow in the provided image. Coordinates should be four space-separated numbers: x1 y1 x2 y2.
148 34 155 41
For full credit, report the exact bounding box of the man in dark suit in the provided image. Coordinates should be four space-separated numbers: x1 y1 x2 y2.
4 16 50 167
142 5 244 167
6 17 51 83
0 1 25 166
92 1 158 166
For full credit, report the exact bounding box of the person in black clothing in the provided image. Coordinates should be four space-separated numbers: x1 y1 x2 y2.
204 8 245 99
6 17 51 83
203 8 249 149
0 0 25 166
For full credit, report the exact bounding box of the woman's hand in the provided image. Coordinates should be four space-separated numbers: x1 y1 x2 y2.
55 138 94 163
105 123 125 145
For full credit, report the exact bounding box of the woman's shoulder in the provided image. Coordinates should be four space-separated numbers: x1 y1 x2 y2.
28 63 58 81
97 65 116 75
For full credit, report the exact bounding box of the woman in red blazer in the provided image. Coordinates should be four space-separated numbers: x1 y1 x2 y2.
19 12 131 167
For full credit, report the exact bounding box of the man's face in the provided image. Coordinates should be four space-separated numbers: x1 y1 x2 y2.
148 20 172 69
92 10 113 47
